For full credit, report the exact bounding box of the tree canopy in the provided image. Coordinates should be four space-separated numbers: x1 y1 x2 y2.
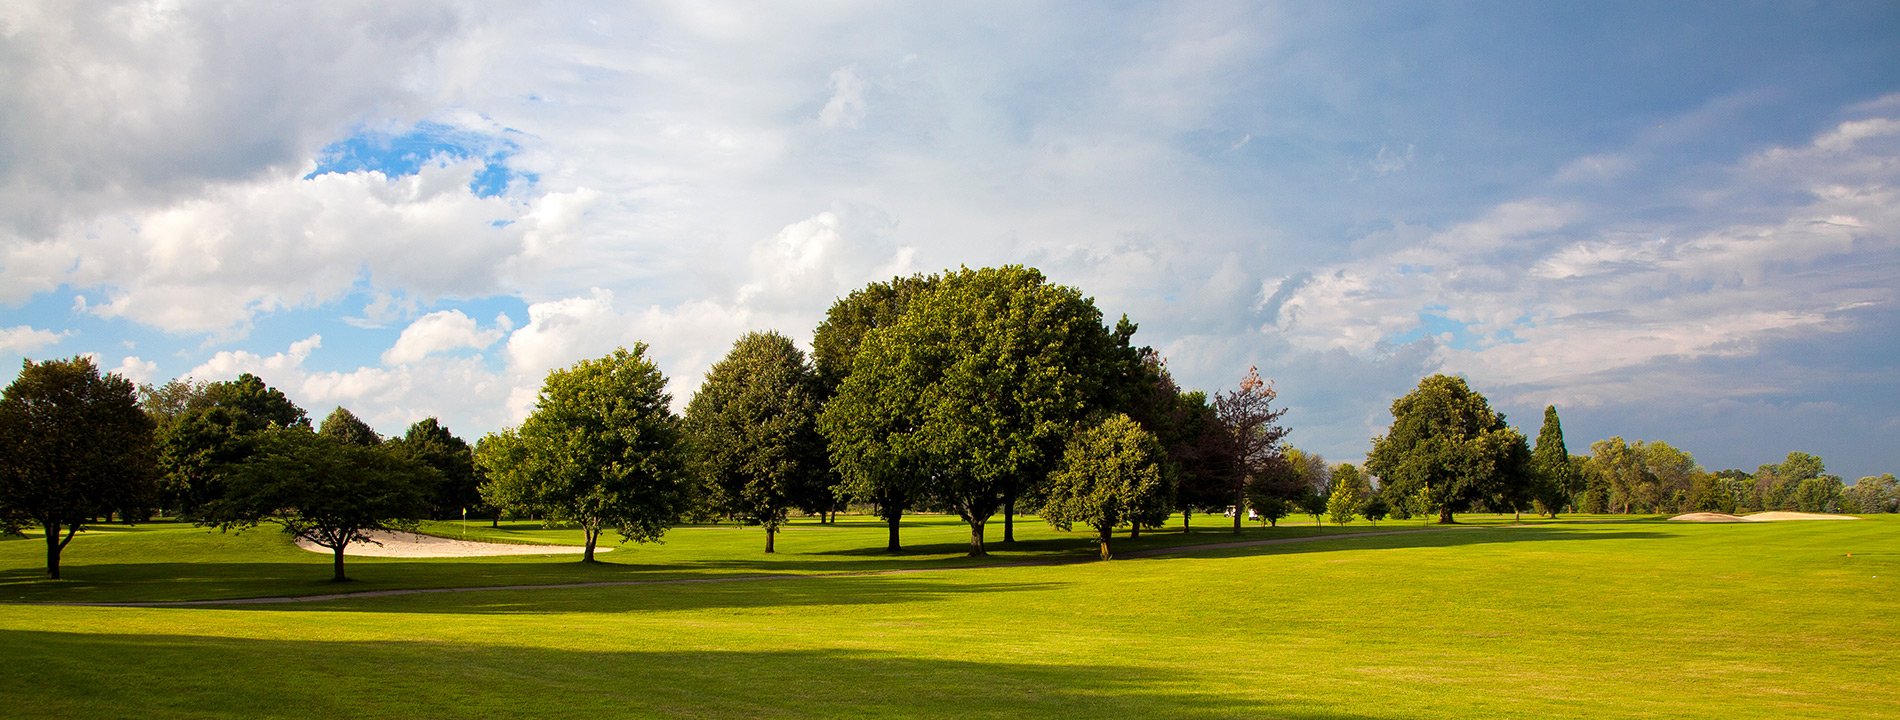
684 331 829 553
1365 374 1530 524
388 418 481 521
819 266 1126 556
0 357 157 579
196 428 433 581
318 407 382 447
1040 414 1173 560
475 345 685 561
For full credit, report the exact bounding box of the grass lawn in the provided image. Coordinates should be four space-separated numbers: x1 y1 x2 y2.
1 513 1893 718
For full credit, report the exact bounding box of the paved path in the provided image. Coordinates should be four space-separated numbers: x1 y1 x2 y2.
42 527 1443 608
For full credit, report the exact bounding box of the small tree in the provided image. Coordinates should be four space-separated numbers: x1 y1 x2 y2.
1040 415 1173 560
1298 487 1328 527
0 357 157 579
1327 479 1361 526
476 345 686 561
197 428 433 581
1363 496 1390 527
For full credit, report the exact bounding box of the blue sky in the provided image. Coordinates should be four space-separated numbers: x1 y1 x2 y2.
3 2 1897 480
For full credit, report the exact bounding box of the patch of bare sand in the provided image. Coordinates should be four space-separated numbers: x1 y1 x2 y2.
294 530 609 557
1741 511 1859 522
1668 512 1748 522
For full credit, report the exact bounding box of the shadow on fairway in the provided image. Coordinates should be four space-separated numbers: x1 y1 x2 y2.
216 576 1070 616
0 629 1387 720
1124 525 1673 563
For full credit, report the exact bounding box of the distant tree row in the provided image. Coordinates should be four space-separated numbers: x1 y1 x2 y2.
0 357 487 580
473 265 1298 561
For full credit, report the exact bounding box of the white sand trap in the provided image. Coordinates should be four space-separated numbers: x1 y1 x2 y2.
1669 511 1859 523
294 530 609 557
1668 512 1749 522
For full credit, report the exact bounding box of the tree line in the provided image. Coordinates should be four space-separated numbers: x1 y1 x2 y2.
3 265 1892 581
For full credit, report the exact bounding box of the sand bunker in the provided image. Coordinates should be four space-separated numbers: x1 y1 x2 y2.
1668 511 1860 523
1668 512 1748 522
294 530 609 557
1741 511 1859 522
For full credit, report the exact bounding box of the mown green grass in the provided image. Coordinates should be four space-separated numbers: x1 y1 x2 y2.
2 514 1893 718
0 512 1496 603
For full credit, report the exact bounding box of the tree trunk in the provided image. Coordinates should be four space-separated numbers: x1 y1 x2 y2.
1438 508 1455 524
1130 523 1140 539
582 526 599 563
1003 494 1016 544
43 522 62 580
1098 527 1113 560
332 545 348 582
967 517 987 557
765 527 776 554
886 513 902 553
1183 508 1192 534
1233 488 1244 535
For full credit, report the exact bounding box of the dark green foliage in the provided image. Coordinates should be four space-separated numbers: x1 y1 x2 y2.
0 357 157 579
206 373 309 429
811 273 940 397
1529 405 1578 517
1120 352 1229 532
388 418 480 521
138 377 214 425
1689 473 1738 513
196 428 433 581
1794 475 1844 513
1363 495 1390 526
810 274 940 552
475 345 685 561
318 407 381 447
819 266 1125 556
1040 414 1173 560
1846 474 1897 513
1366 375 1532 524
154 407 252 515
150 372 307 516
684 331 829 553
1297 486 1328 526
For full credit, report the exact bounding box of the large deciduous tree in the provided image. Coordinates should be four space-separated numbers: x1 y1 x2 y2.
197 428 433 581
812 276 942 551
1366 374 1531 524
1040 414 1172 560
811 273 941 397
1211 367 1291 534
0 357 157 579
820 266 1125 556
149 373 308 516
685 331 829 554
475 346 685 561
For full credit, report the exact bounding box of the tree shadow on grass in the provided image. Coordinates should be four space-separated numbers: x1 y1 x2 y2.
2 525 1670 606
0 629 1388 720
217 575 1070 616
